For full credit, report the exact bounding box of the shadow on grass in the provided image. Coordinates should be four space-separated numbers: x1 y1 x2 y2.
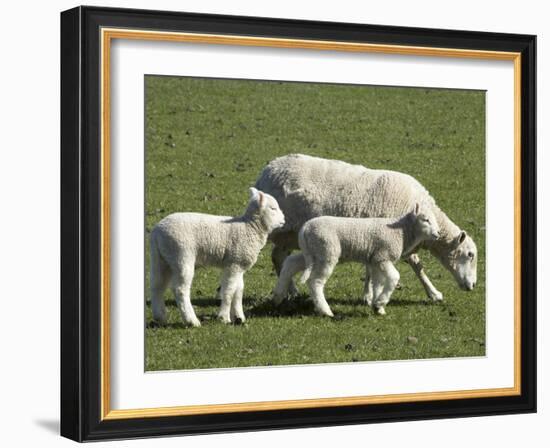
326 296 437 307
147 320 187 330
247 296 313 318
190 298 221 307
385 298 438 307
145 295 442 328
147 298 221 308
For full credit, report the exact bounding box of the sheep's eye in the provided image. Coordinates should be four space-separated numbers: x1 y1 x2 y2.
467 252 474 259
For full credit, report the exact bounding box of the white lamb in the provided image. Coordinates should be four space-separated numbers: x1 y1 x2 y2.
149 188 285 327
296 204 440 317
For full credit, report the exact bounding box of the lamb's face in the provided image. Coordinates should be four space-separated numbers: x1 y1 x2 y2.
248 188 286 232
412 206 440 242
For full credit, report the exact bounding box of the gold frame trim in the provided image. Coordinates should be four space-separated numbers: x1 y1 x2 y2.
100 28 522 421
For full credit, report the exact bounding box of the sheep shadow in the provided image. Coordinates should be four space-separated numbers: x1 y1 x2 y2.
384 298 441 307
146 314 221 329
152 298 221 308
145 294 442 327
246 294 313 318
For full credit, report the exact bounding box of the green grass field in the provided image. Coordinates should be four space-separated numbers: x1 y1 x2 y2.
145 76 486 371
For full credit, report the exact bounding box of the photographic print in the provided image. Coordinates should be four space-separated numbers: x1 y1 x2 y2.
144 76 486 371
61 7 536 441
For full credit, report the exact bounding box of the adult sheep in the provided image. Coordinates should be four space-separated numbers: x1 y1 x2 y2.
255 154 477 302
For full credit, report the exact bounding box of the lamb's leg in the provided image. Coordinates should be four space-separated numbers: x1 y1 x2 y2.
371 261 400 316
150 244 170 325
229 272 245 323
218 267 241 324
172 261 200 327
406 253 444 302
273 253 306 305
306 261 336 317
362 264 373 306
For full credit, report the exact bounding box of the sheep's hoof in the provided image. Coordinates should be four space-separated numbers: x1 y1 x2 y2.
233 317 246 326
429 291 444 302
148 320 163 328
375 306 386 316
187 319 201 328
362 295 373 306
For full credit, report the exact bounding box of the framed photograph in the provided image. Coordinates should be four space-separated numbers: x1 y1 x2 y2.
60 6 536 442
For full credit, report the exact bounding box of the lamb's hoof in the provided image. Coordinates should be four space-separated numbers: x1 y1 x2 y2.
315 308 334 318
148 320 163 328
375 306 386 316
233 317 246 326
272 293 286 306
429 291 444 302
187 318 201 328
218 315 232 324
288 283 299 297
151 313 167 326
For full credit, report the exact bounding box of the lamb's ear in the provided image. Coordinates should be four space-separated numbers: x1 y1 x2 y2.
258 191 265 207
455 230 467 247
249 187 259 200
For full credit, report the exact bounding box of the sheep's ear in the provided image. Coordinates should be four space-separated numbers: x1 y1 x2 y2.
249 187 259 200
258 191 265 207
456 231 467 246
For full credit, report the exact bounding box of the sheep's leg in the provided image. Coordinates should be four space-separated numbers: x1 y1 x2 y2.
172 262 200 327
218 267 241 324
229 272 245 323
371 276 384 307
306 261 336 317
371 261 400 316
273 253 306 305
271 244 287 275
362 264 373 306
406 253 443 302
271 241 298 296
150 244 170 325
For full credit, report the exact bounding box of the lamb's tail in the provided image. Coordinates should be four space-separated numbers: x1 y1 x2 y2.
150 227 160 269
149 227 169 287
298 228 313 284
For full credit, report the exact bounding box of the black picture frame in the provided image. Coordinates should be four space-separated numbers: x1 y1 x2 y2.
61 5 536 442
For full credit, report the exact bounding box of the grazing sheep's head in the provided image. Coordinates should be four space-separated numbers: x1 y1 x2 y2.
247 187 285 232
443 231 478 291
411 203 440 242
